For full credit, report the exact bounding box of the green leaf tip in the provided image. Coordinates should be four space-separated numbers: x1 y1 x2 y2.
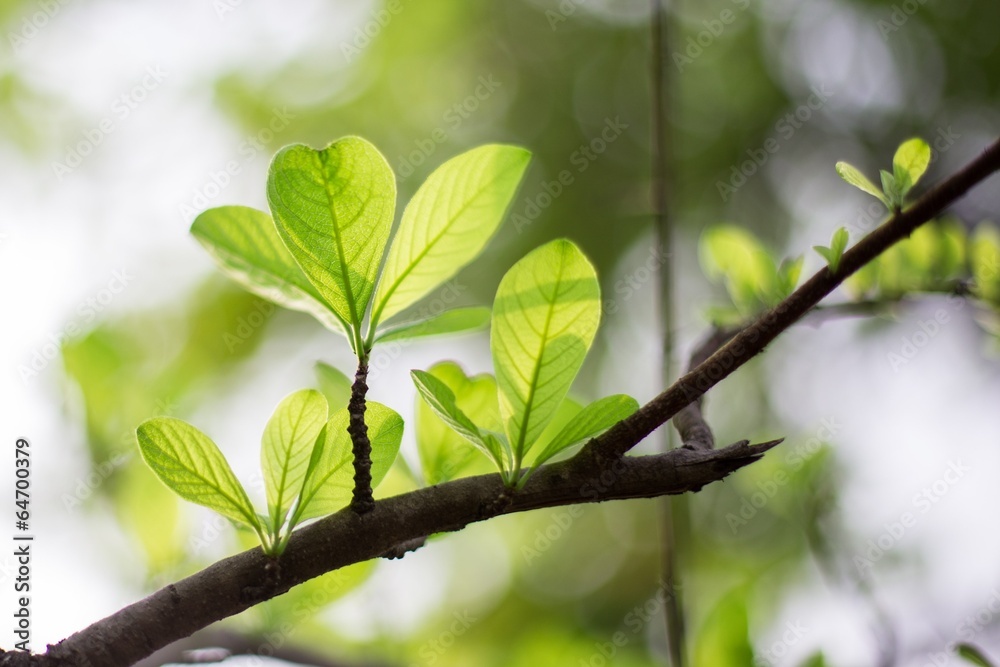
136 416 260 533
813 227 849 273
371 144 531 330
893 137 931 196
836 138 931 211
835 161 889 207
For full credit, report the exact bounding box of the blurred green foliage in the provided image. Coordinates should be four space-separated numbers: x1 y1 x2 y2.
12 0 995 663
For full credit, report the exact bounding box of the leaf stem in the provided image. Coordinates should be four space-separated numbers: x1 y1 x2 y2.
348 356 375 514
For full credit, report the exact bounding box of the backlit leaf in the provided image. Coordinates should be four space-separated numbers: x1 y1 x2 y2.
267 137 396 333
136 417 260 531
370 144 530 328
491 240 601 466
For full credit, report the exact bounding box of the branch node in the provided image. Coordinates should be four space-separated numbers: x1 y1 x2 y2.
380 537 428 560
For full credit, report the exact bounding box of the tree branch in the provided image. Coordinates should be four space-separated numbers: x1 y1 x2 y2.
671 326 741 450
585 136 1000 462
10 137 999 667
349 359 374 515
30 440 780 667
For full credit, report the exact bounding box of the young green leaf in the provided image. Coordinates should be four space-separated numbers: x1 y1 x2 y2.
813 227 849 273
411 369 503 469
375 306 491 344
835 161 890 208
957 644 996 667
491 239 601 466
880 169 900 208
971 223 1000 304
315 362 352 414
370 145 531 329
892 137 931 196
266 137 396 335
136 417 261 532
530 394 638 468
261 389 328 531
191 205 350 336
413 362 500 485
293 402 403 523
776 255 803 299
699 225 779 313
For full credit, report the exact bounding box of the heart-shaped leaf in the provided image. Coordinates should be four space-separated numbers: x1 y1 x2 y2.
267 137 396 338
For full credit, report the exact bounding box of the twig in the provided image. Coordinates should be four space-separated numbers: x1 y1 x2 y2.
671 326 742 450
349 359 374 515
585 136 1000 463
649 0 688 664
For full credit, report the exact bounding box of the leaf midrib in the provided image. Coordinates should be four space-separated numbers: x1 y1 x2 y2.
317 152 362 327
372 163 508 327
513 253 566 458
149 437 256 527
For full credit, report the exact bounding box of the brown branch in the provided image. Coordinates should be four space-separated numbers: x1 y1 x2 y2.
29 440 779 667
8 137 999 667
349 359 374 515
671 326 741 450
134 629 390 667
585 136 1000 462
